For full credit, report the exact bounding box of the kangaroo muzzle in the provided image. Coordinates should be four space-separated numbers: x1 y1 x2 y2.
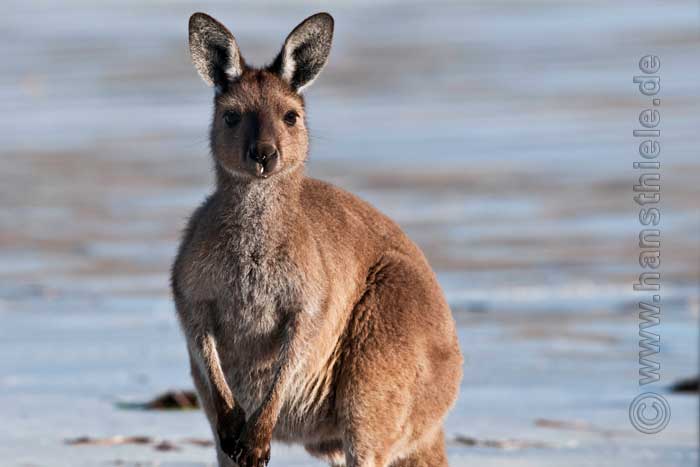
247 142 280 178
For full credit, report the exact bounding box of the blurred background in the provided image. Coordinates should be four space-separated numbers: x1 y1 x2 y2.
0 1 698 466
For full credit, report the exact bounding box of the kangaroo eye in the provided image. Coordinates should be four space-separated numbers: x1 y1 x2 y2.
223 111 241 127
283 111 298 127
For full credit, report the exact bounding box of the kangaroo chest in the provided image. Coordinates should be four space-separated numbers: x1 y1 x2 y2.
193 226 302 408
206 223 302 338
181 192 331 422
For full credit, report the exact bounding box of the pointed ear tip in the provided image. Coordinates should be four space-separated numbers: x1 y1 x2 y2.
189 12 221 30
313 12 334 27
189 12 207 31
189 12 208 23
315 12 334 21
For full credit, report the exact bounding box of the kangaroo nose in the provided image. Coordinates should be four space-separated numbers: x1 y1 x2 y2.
249 142 278 164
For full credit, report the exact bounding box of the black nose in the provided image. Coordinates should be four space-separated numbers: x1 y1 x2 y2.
249 142 278 164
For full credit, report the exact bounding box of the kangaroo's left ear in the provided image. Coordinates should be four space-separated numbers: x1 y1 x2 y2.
271 13 334 93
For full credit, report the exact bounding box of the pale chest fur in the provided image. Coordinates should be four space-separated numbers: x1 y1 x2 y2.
181 201 308 336
175 189 327 420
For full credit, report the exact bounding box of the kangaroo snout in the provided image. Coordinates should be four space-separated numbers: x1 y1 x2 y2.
247 142 279 178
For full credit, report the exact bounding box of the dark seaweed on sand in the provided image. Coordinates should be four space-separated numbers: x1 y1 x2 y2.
116 390 199 410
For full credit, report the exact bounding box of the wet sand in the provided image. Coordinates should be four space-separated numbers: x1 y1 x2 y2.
0 0 698 465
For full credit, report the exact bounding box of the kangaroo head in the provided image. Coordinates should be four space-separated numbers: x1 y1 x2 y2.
189 12 334 180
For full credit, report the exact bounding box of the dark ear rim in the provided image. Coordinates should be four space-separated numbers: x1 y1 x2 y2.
269 12 334 93
188 12 244 90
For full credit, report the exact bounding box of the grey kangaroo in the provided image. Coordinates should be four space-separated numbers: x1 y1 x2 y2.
171 12 463 467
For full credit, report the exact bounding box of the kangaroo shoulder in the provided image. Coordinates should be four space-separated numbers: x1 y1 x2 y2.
300 177 419 259
301 178 392 230
171 194 221 300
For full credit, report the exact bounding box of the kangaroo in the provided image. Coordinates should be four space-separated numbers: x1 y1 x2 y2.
171 12 463 467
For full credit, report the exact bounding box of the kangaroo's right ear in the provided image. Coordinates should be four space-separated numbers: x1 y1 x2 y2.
189 13 244 91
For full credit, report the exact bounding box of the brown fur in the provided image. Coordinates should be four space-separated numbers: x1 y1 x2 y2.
172 12 462 467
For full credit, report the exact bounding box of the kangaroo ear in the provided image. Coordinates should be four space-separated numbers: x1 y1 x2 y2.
189 13 244 91
272 13 334 93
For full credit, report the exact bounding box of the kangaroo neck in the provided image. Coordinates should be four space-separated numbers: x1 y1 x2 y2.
215 166 304 238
